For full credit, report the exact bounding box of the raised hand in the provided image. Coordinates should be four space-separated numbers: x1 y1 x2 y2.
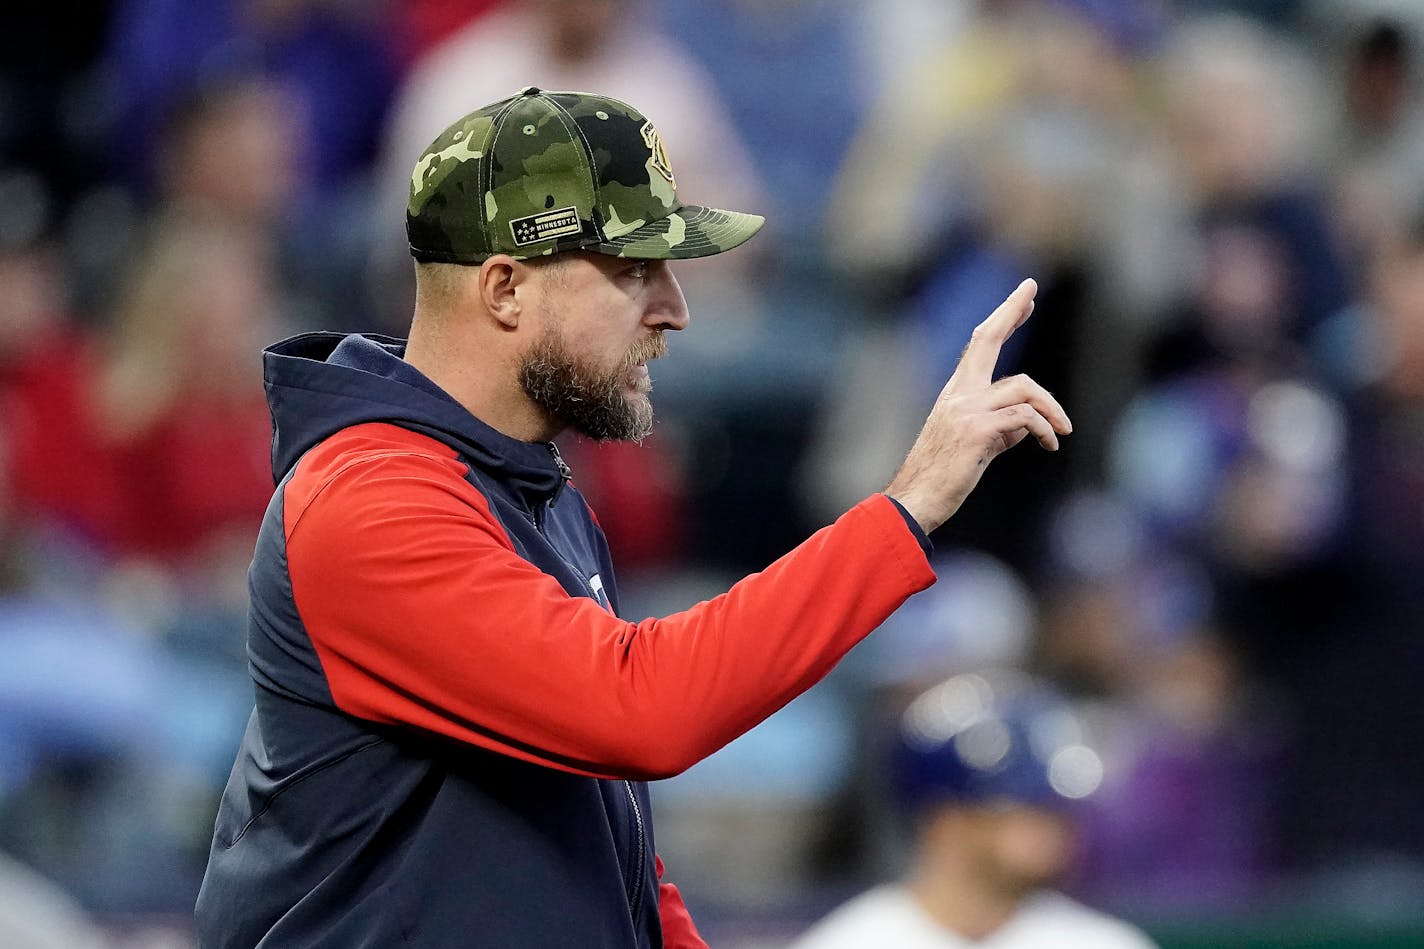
884 279 1072 534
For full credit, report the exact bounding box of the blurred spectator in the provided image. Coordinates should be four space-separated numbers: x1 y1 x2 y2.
1075 625 1280 913
1267 220 1424 875
148 74 359 327
106 0 398 198
790 670 1154 948
823 0 1160 287
0 222 117 553
1035 492 1281 912
155 77 300 230
104 0 403 330
0 178 278 575
1157 16 1351 349
95 214 277 564
849 0 978 98
1101 343 1362 897
1109 371 1347 572
1038 493 1180 699
808 0 1166 560
1320 17 1424 269
391 0 504 68
0 416 249 916
1105 359 1352 759
658 0 871 241
1110 19 1356 660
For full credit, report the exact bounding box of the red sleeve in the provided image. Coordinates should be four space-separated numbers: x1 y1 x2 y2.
284 431 935 779
656 855 707 949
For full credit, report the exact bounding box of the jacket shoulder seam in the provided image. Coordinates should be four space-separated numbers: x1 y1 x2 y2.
285 446 477 542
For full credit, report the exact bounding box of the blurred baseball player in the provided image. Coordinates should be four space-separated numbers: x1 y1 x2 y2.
792 671 1156 949
195 87 1071 948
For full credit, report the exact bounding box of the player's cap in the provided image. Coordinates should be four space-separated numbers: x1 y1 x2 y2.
892 670 1105 812
406 87 765 263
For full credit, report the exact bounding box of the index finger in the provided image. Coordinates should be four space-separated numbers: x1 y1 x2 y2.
948 278 1038 391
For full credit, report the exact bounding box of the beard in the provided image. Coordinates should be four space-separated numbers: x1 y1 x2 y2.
518 326 666 442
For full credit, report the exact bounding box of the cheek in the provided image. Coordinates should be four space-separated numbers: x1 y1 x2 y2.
549 296 622 353
585 341 631 380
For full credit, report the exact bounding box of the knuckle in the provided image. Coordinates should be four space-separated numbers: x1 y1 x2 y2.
993 373 1031 394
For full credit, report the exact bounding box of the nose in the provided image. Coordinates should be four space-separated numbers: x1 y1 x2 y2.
644 260 690 332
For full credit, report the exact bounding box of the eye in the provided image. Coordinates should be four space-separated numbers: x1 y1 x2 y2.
624 261 650 280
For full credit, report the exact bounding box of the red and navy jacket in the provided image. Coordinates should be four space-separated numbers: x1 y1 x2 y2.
195 333 935 948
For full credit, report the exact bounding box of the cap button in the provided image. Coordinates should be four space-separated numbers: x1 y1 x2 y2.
518 86 541 96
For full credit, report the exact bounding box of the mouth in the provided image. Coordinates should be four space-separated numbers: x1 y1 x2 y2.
623 334 664 393
625 360 652 393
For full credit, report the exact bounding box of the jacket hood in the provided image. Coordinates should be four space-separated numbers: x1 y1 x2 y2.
262 333 564 501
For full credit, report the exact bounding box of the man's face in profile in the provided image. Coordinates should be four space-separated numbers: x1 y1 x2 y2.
518 253 686 442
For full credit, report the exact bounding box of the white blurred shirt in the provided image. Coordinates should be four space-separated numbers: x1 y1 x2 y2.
789 884 1157 949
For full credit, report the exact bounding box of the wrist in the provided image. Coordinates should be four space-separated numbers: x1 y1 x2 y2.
882 489 951 535
882 495 935 556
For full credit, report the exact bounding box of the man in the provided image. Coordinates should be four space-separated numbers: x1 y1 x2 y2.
195 87 1071 948
791 671 1156 949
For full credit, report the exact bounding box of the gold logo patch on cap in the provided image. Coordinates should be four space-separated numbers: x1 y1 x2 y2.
641 121 675 186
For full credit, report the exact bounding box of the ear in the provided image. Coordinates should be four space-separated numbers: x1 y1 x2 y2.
479 255 523 329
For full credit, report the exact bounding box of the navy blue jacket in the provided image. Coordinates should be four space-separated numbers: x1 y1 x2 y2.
196 333 935 947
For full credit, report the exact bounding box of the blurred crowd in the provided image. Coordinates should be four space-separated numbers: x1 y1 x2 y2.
5 0 1424 945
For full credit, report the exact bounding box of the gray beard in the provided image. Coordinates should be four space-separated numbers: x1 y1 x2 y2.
518 331 656 443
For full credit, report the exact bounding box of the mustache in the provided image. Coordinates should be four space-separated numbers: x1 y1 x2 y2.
624 332 667 368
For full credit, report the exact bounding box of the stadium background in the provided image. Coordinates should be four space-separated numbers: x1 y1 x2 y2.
4 0 1424 945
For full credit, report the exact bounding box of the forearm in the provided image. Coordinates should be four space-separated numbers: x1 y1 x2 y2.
600 494 935 776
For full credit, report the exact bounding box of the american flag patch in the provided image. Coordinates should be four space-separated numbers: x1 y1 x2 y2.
510 206 581 246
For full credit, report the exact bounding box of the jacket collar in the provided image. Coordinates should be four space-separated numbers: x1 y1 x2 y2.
263 333 566 507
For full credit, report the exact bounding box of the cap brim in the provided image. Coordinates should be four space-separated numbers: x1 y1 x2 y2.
591 204 765 260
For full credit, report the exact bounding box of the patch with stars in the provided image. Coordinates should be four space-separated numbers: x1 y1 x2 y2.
509 206 581 246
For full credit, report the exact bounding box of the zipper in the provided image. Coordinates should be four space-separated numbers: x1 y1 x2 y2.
539 443 646 918
531 444 605 602
623 780 648 923
533 443 571 532
547 442 573 481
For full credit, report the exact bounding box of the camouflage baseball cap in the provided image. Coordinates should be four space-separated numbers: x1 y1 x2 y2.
407 87 765 263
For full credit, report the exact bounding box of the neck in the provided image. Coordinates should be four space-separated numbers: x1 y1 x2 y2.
404 320 559 443
905 851 1023 941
